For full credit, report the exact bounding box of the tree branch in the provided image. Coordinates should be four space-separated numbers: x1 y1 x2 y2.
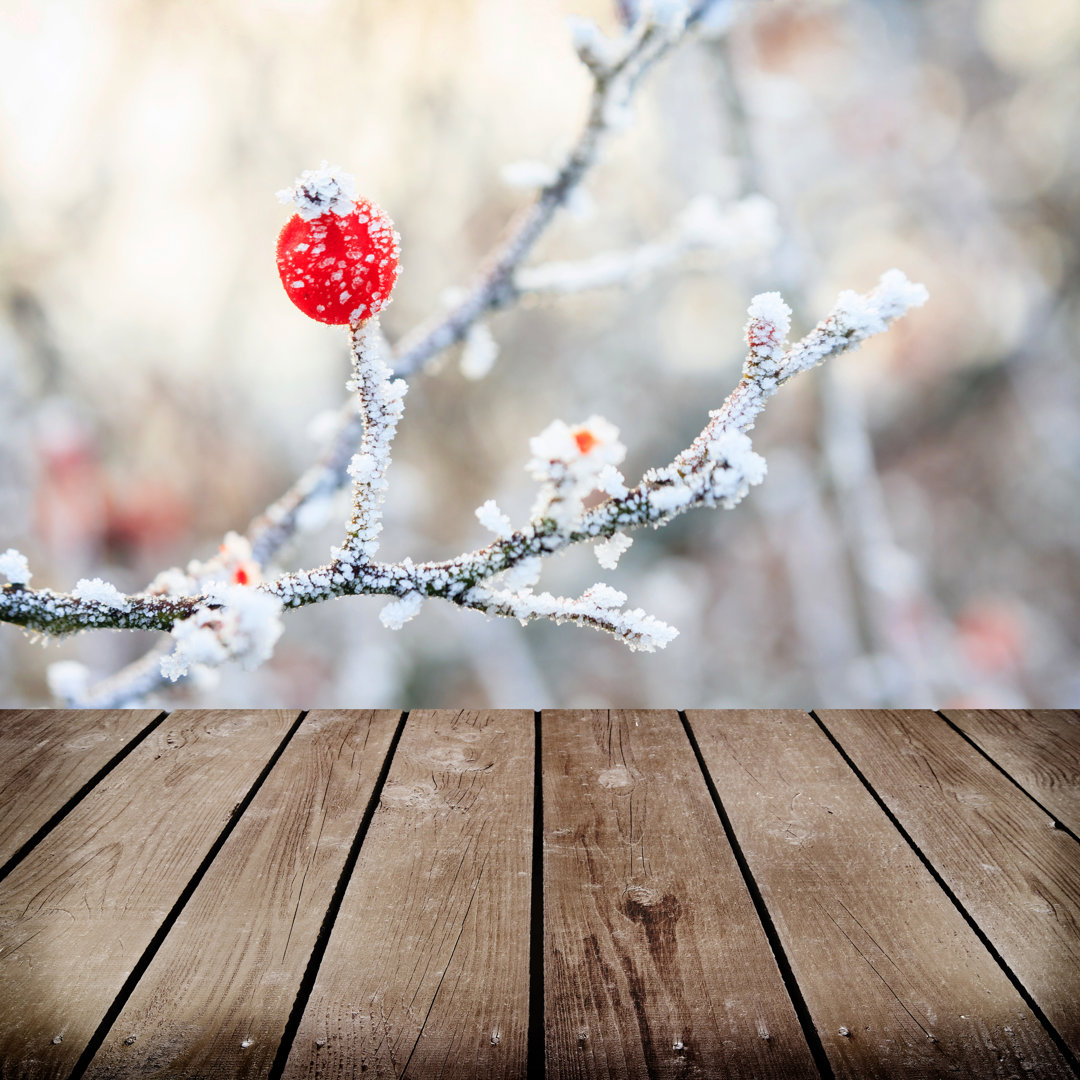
2 271 927 678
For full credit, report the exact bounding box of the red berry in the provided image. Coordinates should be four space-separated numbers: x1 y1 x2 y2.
276 197 400 325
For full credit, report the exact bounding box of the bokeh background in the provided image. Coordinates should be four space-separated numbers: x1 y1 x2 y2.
1 0 1077 707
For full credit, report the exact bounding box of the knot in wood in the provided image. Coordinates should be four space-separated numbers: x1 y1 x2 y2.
597 765 634 790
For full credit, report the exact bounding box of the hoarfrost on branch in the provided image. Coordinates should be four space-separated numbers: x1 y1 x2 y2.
0 3 929 704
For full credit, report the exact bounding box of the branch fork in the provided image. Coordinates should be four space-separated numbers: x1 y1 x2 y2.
0 4 929 704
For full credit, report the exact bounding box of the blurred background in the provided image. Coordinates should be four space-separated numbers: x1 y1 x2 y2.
1 0 1077 707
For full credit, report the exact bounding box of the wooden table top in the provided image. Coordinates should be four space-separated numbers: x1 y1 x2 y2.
0 709 1077 1079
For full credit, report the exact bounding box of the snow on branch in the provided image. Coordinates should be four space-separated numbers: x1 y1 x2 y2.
0 4 929 705
240 5 747 574
515 194 778 296
1 270 927 692
341 321 408 561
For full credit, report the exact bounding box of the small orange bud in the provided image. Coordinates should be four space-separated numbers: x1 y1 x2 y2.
574 429 598 454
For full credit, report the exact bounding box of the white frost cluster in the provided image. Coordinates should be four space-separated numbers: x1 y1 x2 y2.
677 194 779 259
671 271 928 488
0 548 30 585
148 531 263 601
46 660 90 704
468 581 679 653
648 0 691 37
476 499 514 539
460 322 499 380
781 269 929 381
872 268 931 320
161 585 285 682
708 429 768 487
595 532 633 569
528 415 627 527
72 578 130 611
744 291 793 368
528 415 624 470
189 531 261 589
379 591 423 630
645 426 768 526
276 162 357 221
567 16 621 70
148 567 197 597
499 557 543 592
597 464 629 499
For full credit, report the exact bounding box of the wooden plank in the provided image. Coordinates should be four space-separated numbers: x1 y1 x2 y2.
944 710 1080 836
819 708 1080 1062
279 709 533 1080
687 708 1074 1079
83 709 400 1080
543 709 816 1080
0 709 161 871
0 709 299 1080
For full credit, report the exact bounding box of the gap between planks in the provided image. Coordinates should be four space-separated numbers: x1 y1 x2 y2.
815 708 1080 1070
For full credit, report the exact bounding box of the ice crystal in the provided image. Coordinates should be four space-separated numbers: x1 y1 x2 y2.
595 532 633 570
0 549 30 585
161 585 284 681
567 16 620 70
72 578 130 611
276 162 357 221
745 291 792 366
476 499 514 539
47 660 90 702
379 592 423 630
460 322 499 380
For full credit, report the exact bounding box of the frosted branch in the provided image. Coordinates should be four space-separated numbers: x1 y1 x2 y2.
389 6 698 380
2 270 926 670
341 318 407 562
515 194 778 296
242 7 733 572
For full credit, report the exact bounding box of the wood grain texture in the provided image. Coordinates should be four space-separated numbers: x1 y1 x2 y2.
82 710 400 1080
944 710 1080 836
0 710 161 871
280 709 533 1080
819 708 1080 1061
543 709 816 1080
0 709 298 1080
688 709 1073 1079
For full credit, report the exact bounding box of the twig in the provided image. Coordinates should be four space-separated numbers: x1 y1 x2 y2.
62 7 734 704
2 272 927 679
244 8 702 569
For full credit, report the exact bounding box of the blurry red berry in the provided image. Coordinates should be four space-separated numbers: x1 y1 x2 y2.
277 197 400 325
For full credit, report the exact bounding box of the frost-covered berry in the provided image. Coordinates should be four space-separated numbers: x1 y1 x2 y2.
276 164 400 326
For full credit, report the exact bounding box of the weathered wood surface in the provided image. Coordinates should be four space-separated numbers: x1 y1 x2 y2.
945 709 1080 836
687 709 1074 1079
0 709 299 1080
84 709 400 1080
280 709 534 1080
819 708 1080 1061
543 709 817 1079
0 710 161 873
0 708 1077 1080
